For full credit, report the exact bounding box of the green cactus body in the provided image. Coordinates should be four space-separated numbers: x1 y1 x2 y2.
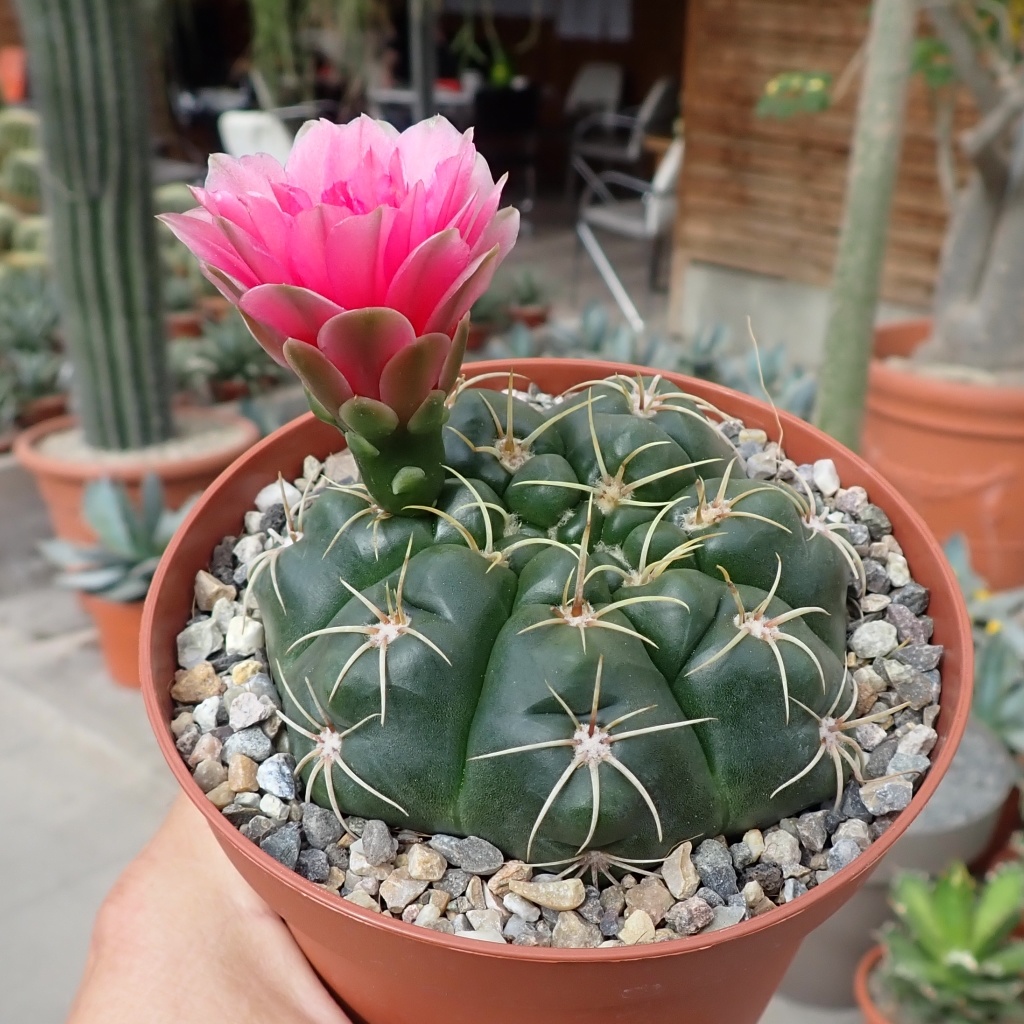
254 374 857 864
11 214 48 253
2 149 44 214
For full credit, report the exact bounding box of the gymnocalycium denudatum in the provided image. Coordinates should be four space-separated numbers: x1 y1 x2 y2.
252 370 886 866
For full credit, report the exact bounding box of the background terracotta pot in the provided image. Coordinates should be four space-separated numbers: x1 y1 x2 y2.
14 407 261 543
165 310 204 338
507 304 550 329
16 393 68 428
81 594 143 688
863 320 1024 589
854 946 889 1024
141 359 973 1024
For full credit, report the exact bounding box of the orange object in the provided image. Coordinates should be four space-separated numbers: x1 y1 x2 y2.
507 304 551 329
141 359 973 1024
82 594 144 688
0 47 26 104
854 947 889 1024
863 320 1024 590
14 409 261 543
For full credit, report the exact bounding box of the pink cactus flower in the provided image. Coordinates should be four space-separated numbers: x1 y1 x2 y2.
160 115 518 419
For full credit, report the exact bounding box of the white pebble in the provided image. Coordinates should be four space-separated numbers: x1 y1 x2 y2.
233 534 266 565
256 480 301 513
503 892 541 922
226 617 265 656
887 554 911 587
244 510 264 534
259 794 288 820
812 459 840 497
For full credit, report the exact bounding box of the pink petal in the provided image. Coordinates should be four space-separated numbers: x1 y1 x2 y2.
422 246 499 336
205 152 286 195
472 205 520 266
158 211 259 289
271 182 313 215
385 229 470 335
324 207 386 309
317 308 416 401
379 332 450 423
287 116 398 205
395 117 476 189
239 284 345 346
288 204 352 297
381 180 430 283
239 310 287 365
215 216 289 285
199 263 245 303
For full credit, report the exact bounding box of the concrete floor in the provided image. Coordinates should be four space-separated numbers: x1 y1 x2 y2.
0 218 862 1023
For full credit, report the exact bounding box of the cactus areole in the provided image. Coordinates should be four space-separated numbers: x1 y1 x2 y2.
169 116 873 867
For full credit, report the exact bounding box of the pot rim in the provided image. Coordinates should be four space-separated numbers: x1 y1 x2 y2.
854 945 886 1019
141 357 973 965
13 407 261 484
871 319 1024 415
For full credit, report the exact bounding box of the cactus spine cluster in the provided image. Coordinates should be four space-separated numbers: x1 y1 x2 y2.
254 372 873 864
15 0 171 449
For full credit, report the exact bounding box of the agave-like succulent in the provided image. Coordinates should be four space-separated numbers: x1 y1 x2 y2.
878 862 1024 1024
41 475 194 602
172 311 286 395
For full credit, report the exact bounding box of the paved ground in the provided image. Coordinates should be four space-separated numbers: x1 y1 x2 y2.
0 218 862 1023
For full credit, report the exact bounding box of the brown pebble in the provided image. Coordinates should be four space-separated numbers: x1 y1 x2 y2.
170 661 224 703
227 754 259 792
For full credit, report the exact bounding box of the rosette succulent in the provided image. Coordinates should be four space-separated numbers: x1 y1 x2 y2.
170 116 880 868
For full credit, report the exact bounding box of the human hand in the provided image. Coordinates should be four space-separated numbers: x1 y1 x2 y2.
68 794 352 1024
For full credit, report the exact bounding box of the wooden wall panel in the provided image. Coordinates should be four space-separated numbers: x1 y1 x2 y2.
674 0 973 309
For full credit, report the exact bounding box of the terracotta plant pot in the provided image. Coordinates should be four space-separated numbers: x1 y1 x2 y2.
466 320 494 351
166 310 204 339
862 320 1024 590
854 946 890 1024
199 295 232 322
13 407 261 543
507 304 550 329
210 379 252 404
81 593 143 688
15 393 68 428
141 359 973 1024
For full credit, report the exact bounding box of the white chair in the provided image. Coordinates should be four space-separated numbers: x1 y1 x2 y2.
217 110 294 165
576 138 684 335
564 62 623 119
567 76 678 204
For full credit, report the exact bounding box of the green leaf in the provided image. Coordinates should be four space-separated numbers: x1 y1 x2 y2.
82 479 139 559
933 864 975 952
339 396 399 441
139 472 165 548
891 872 952 959
980 941 1024 978
973 865 1024 956
59 565 130 593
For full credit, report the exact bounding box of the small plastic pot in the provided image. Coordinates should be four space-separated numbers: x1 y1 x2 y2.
141 359 973 1024
854 946 890 1024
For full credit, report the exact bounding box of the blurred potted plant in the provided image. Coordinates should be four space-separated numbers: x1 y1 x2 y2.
855 862 1024 1023
467 285 510 349
42 475 193 687
760 1 1024 589
506 269 550 328
172 311 287 404
12 0 259 546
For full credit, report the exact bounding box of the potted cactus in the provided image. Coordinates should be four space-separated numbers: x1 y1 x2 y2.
759 0 1024 589
505 269 550 328
137 113 973 1024
42 475 193 687
855 862 1024 1023
12 0 259 550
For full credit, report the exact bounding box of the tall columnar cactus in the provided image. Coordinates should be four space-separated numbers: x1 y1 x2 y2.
252 373 874 863
16 0 171 449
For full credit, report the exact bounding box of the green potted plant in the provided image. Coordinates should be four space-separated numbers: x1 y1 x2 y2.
855 862 1024 1023
136 112 972 1024
41 474 194 687
759 1 1024 589
171 311 287 404
506 269 551 329
12 0 259 547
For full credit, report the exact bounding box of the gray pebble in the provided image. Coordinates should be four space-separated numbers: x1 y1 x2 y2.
177 619 224 669
228 691 273 730
600 886 626 914
192 758 227 793
866 736 900 778
297 848 331 883
859 504 892 540
863 560 890 594
730 841 755 871
665 897 715 935
840 781 874 821
696 886 725 909
222 804 261 827
859 777 914 815
222 726 273 763
301 803 343 850
361 820 398 866
260 822 301 870
782 878 808 903
885 603 933 646
326 844 350 871
241 815 280 843
795 812 830 854
427 834 463 863
693 839 739 897
890 582 929 615
435 868 472 897
849 621 898 660
577 892 604 925
847 523 870 549
706 905 746 931
892 644 943 672
833 819 871 851
885 660 937 711
887 751 931 779
599 910 622 937
193 696 226 732
742 863 783 897
826 839 863 872
451 836 504 875
256 753 297 799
